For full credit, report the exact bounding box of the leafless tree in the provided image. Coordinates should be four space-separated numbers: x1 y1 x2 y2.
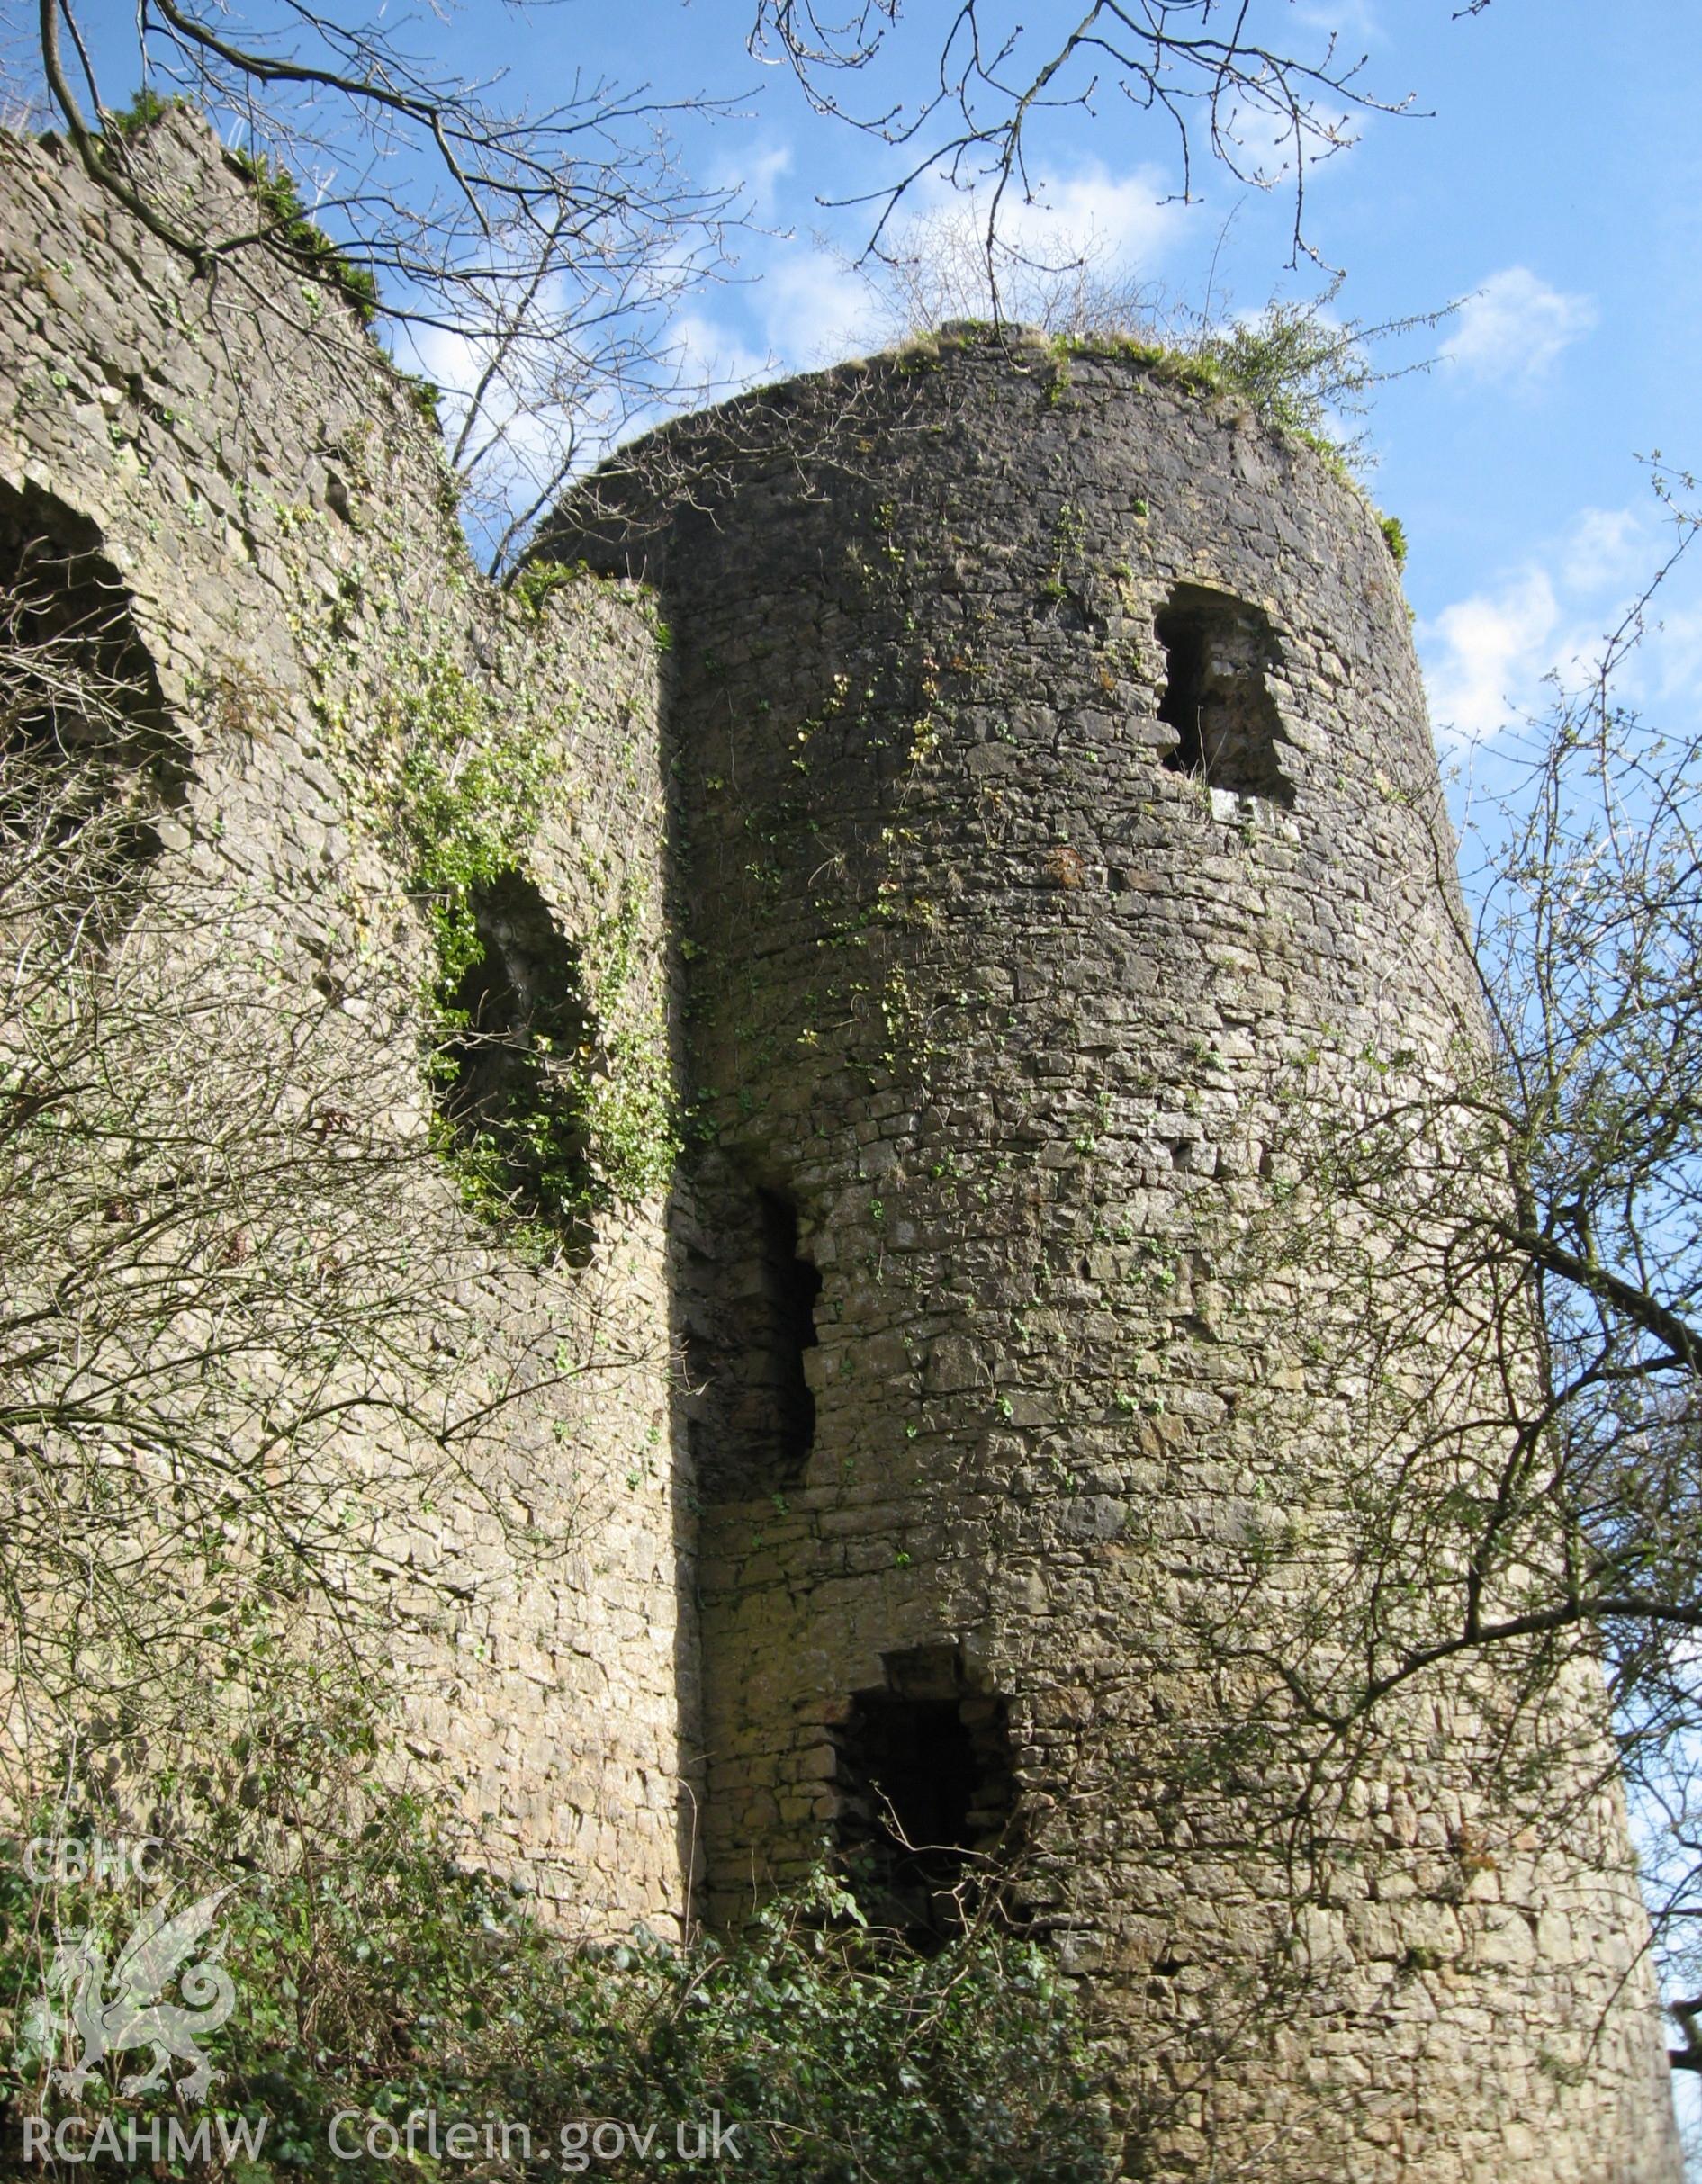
751 0 1428 282
14 3 1499 562
0 584 636 1813
1211 467 1702 2073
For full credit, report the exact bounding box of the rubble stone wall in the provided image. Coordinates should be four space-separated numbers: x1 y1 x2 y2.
552 336 1681 2180
0 115 697 1933
0 110 1683 2177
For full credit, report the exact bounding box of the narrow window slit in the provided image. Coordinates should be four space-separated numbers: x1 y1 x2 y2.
760 1188 821 1471
688 1178 822 1502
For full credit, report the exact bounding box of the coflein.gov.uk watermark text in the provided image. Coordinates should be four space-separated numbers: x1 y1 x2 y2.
19 2108 745 2169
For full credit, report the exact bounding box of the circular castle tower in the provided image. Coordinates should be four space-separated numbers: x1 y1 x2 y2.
550 330 1679 2180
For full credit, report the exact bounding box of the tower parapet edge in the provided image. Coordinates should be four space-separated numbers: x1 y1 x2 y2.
550 329 1682 2180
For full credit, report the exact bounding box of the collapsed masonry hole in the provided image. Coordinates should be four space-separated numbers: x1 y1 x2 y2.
0 479 184 853
1157 583 1295 806
832 1645 1020 1951
0 481 174 763
434 868 599 1266
688 1181 822 1503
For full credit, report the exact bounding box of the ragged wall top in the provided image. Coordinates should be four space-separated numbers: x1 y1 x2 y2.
0 114 696 1932
556 323 1476 1107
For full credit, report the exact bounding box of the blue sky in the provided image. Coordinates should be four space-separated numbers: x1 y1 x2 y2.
44 2 1702 764
416 0 1702 775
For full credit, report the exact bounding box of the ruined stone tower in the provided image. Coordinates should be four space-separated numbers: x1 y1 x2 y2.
550 337 1683 2179
0 110 1682 2181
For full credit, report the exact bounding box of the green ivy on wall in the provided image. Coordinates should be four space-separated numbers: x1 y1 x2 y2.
295 529 679 1259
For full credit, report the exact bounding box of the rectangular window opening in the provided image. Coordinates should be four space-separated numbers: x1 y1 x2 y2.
1157 583 1295 807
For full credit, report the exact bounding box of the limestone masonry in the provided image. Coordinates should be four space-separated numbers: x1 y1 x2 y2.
0 112 1682 2179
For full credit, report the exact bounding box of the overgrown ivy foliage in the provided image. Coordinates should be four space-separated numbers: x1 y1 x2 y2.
374 643 678 1258
104 92 379 326
385 652 556 987
1 1792 1113 2182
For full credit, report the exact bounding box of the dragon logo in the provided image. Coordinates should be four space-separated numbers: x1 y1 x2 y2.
25 1889 237 2104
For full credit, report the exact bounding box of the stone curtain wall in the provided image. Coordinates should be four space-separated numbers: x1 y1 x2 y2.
0 116 696 1933
553 337 1681 2180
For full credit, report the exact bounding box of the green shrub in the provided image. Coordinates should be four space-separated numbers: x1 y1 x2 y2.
386 652 678 1251
2 1797 1112 2181
1046 288 1448 481
102 87 184 139
228 148 378 326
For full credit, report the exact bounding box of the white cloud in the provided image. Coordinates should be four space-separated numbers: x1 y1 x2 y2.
408 321 485 401
720 141 795 221
1414 499 1702 749
404 322 562 477
668 310 771 396
643 241 885 391
760 246 886 369
887 158 1186 286
1560 505 1646 593
845 159 1188 341
1419 567 1562 746
746 144 794 202
1440 265 1597 389
993 161 1185 269
1209 93 1360 186
661 157 1190 387
1648 598 1702 707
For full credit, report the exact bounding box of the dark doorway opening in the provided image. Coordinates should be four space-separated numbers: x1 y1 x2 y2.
832 1645 1019 1949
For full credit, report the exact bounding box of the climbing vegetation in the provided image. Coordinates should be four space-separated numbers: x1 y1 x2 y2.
377 647 677 1254
2 1742 1113 2183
